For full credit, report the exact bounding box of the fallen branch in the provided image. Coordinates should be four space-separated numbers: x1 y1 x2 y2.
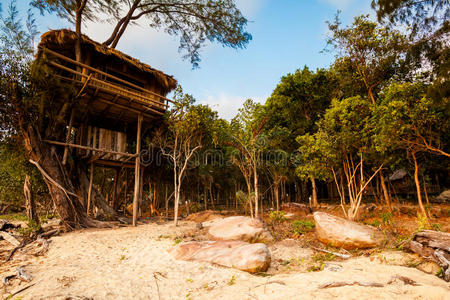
29 159 78 198
38 228 60 239
311 247 351 259
319 281 384 289
5 243 24 262
387 275 420 286
7 282 36 298
0 231 21 247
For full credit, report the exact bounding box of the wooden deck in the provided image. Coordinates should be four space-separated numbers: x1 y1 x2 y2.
41 47 173 117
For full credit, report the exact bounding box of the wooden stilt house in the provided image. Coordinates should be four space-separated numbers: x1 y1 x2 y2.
37 29 177 225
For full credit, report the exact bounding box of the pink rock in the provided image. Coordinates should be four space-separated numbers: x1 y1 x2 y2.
314 212 383 249
204 216 273 243
170 240 271 273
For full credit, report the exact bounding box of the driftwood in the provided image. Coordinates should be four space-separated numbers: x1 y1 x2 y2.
311 246 351 259
319 281 384 289
0 231 21 247
406 230 450 281
0 219 20 231
387 275 420 286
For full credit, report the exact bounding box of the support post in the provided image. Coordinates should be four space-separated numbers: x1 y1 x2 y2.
87 162 94 215
138 167 144 217
132 114 143 226
62 109 75 165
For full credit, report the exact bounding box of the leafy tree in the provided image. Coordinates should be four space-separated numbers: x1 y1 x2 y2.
327 14 408 104
227 99 267 218
374 82 450 219
296 132 334 207
265 67 338 204
0 137 48 213
155 86 204 226
372 0 449 98
372 0 449 38
32 0 252 67
310 96 383 220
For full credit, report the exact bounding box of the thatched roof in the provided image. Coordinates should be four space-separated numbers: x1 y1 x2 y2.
37 29 177 92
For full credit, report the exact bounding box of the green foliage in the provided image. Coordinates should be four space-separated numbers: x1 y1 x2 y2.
431 223 442 232
18 219 41 237
0 139 47 212
269 211 286 223
370 219 381 227
374 82 449 156
292 219 315 235
32 0 251 68
327 14 408 103
380 212 393 225
416 212 431 231
228 275 236 285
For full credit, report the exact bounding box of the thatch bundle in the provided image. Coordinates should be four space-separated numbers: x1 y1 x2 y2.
37 29 177 93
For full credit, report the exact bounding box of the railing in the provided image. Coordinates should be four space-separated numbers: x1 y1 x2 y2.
40 47 174 115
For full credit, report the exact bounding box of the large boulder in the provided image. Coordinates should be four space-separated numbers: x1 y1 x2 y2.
186 210 223 223
281 203 312 218
434 190 450 203
313 212 383 250
169 240 271 273
204 216 273 243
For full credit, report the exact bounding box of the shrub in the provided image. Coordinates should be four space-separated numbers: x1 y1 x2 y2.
292 219 315 235
269 211 286 223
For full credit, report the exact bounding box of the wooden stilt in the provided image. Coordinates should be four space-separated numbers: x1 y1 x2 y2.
132 114 143 226
87 162 94 215
62 109 75 165
138 167 144 218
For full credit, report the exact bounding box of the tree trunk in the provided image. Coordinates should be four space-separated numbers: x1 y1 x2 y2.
311 176 318 208
24 175 39 225
246 180 253 218
274 181 280 211
379 170 392 211
23 125 93 230
412 151 429 223
253 164 259 218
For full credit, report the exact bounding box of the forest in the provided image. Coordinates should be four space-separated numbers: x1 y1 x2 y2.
0 0 449 299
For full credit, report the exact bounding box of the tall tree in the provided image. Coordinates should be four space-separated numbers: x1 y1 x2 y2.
374 82 450 219
327 14 408 104
33 0 251 68
372 0 449 98
227 99 267 218
155 86 204 226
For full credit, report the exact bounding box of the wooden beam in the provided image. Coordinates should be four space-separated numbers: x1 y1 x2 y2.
93 159 135 169
49 61 167 111
132 113 143 226
55 74 164 118
41 47 174 104
96 98 157 119
138 167 144 218
43 140 136 157
87 162 94 215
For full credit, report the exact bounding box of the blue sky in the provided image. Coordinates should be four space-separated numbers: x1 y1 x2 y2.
15 0 373 119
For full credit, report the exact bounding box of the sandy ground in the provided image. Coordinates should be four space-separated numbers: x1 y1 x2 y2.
3 221 450 300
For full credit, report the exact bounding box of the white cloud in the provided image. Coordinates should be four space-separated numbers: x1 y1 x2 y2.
200 93 266 120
